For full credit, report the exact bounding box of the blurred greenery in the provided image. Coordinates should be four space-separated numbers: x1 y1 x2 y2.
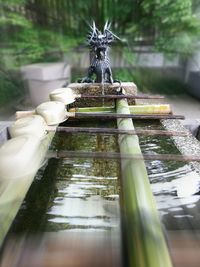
114 68 189 94
0 6 82 68
72 67 188 95
0 0 83 106
0 70 25 107
0 0 199 106
0 0 199 69
126 0 200 54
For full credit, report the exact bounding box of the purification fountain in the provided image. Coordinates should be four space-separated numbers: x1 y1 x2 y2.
1 23 200 267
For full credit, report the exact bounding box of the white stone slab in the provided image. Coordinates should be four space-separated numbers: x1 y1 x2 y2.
21 63 71 81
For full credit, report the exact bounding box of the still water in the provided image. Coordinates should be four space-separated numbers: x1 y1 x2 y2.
10 120 200 236
11 120 120 234
138 121 200 231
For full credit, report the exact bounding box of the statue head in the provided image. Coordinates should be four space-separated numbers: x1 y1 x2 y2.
87 21 120 60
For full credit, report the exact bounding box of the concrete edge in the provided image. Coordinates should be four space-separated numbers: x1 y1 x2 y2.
0 122 12 144
162 119 200 173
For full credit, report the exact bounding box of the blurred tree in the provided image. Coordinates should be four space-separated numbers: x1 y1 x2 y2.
0 0 80 106
0 0 199 67
126 0 200 54
24 0 200 55
0 0 199 106
0 0 81 68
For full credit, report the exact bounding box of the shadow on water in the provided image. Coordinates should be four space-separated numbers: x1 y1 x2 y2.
10 159 61 233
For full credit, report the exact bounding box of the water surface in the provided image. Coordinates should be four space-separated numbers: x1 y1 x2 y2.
11 120 200 234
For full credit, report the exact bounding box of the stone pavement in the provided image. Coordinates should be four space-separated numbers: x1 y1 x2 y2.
164 94 200 120
163 94 200 136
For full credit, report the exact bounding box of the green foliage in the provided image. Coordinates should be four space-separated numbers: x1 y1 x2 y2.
0 0 199 69
0 1 82 69
113 68 134 82
126 0 200 55
0 0 199 107
0 71 24 106
114 68 188 94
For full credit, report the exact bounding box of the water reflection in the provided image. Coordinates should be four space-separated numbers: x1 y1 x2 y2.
11 120 200 233
4 120 200 267
10 121 120 234
136 121 200 232
45 159 119 231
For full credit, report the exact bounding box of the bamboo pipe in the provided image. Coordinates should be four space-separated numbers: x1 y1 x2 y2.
70 104 172 115
116 99 172 267
16 104 172 120
69 106 115 113
16 101 183 124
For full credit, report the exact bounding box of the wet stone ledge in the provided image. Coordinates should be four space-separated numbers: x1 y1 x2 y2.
162 119 200 173
182 119 200 140
68 82 137 107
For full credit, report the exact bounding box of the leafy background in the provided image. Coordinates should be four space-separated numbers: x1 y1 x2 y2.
0 0 199 106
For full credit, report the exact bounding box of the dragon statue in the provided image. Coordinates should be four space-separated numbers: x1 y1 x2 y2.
79 21 120 84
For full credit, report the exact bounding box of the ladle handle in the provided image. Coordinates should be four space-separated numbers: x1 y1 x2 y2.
16 110 35 120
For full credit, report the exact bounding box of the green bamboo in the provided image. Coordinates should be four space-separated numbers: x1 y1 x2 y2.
0 132 55 248
129 104 171 114
71 104 171 115
70 106 115 113
116 99 172 267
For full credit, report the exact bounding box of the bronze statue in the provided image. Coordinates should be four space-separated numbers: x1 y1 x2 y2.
79 21 120 84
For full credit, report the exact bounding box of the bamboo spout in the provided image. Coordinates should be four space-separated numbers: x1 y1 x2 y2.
116 99 172 267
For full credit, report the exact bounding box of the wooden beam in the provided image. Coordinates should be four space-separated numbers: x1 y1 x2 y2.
47 150 200 162
79 94 164 99
54 126 188 137
71 112 185 120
